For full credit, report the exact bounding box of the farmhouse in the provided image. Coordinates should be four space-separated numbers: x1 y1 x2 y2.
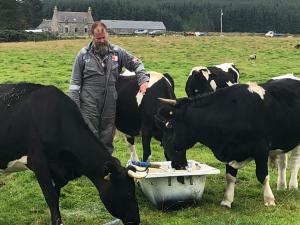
101 20 166 35
37 8 166 36
37 6 94 36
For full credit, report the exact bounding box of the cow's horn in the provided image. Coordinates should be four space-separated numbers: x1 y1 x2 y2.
127 170 148 179
131 165 149 172
158 98 177 105
104 172 111 181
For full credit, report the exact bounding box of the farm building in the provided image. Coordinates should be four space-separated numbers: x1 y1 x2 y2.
101 20 166 35
37 6 94 36
36 19 52 32
37 7 166 36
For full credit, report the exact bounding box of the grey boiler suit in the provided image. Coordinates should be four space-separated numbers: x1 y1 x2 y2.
69 42 149 154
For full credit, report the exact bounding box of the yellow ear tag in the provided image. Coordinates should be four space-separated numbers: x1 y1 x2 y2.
104 172 111 181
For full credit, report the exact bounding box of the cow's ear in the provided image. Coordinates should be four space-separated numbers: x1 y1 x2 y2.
199 69 210 80
103 159 122 180
192 70 201 77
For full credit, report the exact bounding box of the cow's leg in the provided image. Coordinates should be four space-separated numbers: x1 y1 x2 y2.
289 145 300 189
254 149 275 206
221 165 237 208
141 126 152 162
28 150 62 225
125 135 139 161
276 153 287 190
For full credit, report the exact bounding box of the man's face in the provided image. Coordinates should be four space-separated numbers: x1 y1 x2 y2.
92 25 108 45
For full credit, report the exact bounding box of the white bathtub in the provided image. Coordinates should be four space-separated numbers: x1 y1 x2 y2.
130 160 220 210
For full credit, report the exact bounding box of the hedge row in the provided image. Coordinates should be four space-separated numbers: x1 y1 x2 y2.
0 30 86 42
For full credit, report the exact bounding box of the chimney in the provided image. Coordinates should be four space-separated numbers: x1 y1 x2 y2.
54 6 58 15
88 7 92 15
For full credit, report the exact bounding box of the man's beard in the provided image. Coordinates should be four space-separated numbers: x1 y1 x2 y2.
94 42 109 57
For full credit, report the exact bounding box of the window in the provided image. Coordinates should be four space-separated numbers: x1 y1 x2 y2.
75 28 78 33
65 27 69 33
84 26 88 33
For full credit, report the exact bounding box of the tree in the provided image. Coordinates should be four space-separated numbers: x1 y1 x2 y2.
21 0 44 28
0 0 25 29
37 0 300 33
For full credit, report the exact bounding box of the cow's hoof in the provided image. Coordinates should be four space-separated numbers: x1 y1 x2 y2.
146 155 152 162
220 200 232 208
289 183 298 190
264 198 276 206
277 183 287 190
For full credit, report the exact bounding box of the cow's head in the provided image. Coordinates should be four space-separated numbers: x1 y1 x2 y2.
97 158 147 225
155 98 198 169
185 68 213 97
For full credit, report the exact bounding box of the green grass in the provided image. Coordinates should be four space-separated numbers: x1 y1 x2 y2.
0 35 300 224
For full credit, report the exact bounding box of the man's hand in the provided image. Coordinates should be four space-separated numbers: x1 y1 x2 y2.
139 82 148 95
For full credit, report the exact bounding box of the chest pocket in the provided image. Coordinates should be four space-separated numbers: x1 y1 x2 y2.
83 58 103 79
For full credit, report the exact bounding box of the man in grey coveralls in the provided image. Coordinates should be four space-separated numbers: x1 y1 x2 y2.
69 21 149 154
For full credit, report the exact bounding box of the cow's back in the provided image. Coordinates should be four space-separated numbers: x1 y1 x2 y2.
185 79 300 152
0 83 86 169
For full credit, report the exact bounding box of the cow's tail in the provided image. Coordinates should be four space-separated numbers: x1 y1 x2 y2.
163 73 175 91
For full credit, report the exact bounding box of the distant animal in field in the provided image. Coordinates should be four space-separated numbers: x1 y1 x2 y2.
295 44 300 49
183 32 195 36
249 54 256 60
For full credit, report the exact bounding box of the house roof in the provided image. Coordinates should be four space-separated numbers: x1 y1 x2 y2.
56 11 94 24
36 19 52 29
101 20 166 30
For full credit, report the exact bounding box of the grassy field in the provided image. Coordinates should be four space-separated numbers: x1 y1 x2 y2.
0 35 300 225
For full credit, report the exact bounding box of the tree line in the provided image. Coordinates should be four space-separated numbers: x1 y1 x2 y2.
0 0 43 30
1 0 300 33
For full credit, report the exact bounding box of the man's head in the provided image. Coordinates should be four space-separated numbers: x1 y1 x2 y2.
91 21 109 56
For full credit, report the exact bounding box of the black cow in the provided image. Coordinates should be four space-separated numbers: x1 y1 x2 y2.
155 76 300 207
0 83 146 225
185 63 239 97
116 70 175 162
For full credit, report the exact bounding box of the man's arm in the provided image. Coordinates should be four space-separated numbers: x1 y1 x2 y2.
69 51 85 108
118 48 149 87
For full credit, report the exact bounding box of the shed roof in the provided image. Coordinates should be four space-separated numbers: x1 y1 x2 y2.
101 20 166 30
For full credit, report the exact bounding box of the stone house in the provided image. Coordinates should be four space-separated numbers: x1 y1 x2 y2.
37 6 94 36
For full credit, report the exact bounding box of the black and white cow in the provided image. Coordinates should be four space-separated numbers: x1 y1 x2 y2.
269 74 300 190
155 75 300 207
185 63 239 97
0 83 146 225
116 70 175 162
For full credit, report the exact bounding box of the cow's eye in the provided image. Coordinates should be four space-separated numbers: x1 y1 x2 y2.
165 121 173 129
